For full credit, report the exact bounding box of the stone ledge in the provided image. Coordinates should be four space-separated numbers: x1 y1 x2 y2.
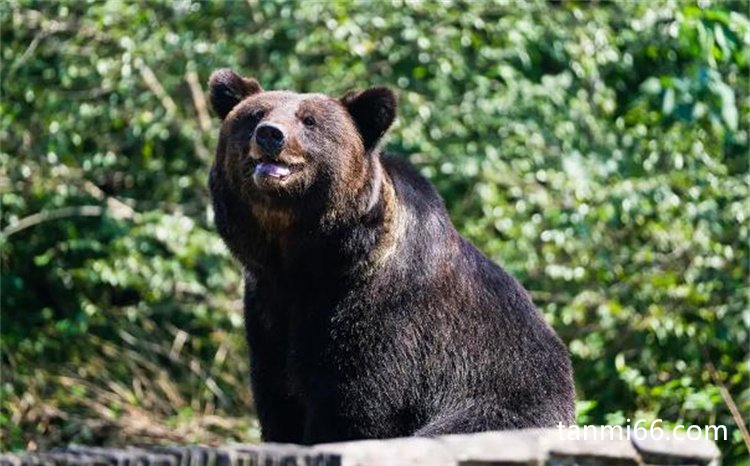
0 427 720 466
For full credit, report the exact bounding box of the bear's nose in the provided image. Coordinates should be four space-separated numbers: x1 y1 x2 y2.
255 124 285 156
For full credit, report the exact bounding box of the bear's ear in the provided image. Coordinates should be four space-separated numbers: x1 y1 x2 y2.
208 69 263 120
341 87 397 153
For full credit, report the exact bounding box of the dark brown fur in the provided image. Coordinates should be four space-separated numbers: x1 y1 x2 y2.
207 69 575 444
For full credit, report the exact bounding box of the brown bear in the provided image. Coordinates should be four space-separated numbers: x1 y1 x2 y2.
207 68 575 444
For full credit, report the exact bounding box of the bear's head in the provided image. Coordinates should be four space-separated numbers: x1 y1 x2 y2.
208 69 396 225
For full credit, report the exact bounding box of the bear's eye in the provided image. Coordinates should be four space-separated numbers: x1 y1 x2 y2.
302 115 316 127
249 110 265 123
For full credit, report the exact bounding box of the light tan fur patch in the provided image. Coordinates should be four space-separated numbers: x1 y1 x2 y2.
370 166 406 267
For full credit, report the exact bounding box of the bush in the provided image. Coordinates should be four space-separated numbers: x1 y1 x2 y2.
2 1 747 463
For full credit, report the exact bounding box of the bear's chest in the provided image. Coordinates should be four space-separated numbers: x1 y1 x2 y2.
247 281 354 380
247 276 405 398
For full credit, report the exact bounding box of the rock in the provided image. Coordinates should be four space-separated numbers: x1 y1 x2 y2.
0 427 722 466
632 433 721 466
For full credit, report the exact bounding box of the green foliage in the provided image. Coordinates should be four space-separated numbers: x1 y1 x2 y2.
1 0 748 463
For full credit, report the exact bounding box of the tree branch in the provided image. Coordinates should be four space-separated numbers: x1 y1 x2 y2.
707 362 750 454
135 58 178 117
2 206 105 238
185 65 211 133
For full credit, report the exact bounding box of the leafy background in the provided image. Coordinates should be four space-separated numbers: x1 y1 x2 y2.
1 0 748 464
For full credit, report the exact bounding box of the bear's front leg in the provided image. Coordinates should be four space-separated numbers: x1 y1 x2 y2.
251 378 306 443
301 401 360 445
244 284 306 443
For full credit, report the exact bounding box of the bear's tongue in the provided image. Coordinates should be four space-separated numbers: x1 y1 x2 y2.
255 162 291 179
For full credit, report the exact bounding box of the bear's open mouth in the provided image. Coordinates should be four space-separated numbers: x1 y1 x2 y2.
251 161 302 188
255 162 292 179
